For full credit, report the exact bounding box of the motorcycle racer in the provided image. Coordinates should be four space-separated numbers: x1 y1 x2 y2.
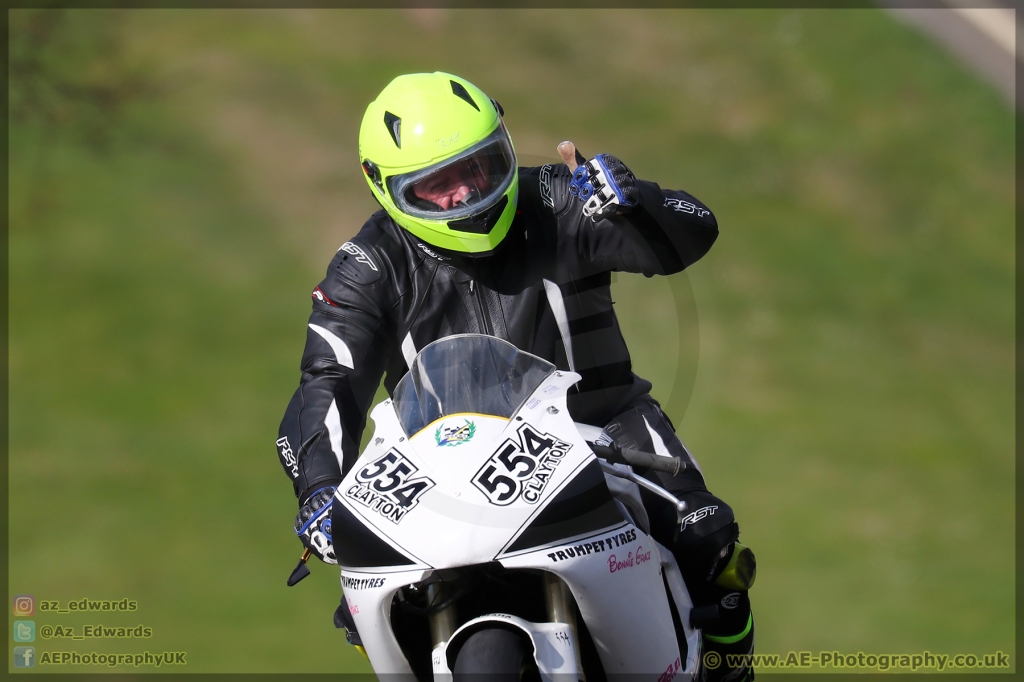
279 72 754 681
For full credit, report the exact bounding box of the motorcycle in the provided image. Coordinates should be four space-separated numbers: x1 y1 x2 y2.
325 333 702 680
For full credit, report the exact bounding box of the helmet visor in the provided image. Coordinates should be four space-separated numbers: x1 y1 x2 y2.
389 125 516 221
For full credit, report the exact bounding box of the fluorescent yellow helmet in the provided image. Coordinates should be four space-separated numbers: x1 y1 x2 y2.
358 73 518 256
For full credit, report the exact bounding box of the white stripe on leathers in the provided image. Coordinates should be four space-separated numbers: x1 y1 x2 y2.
326 399 345 470
308 324 355 369
543 279 576 372
401 332 417 369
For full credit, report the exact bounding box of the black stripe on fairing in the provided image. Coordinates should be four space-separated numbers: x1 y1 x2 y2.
557 271 611 297
332 501 416 568
503 460 624 554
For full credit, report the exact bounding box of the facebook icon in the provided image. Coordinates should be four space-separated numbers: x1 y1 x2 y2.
14 646 35 668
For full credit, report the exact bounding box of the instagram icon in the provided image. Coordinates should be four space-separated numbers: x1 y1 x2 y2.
13 595 34 616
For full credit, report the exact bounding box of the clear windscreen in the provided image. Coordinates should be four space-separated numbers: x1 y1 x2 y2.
392 335 556 437
389 125 516 220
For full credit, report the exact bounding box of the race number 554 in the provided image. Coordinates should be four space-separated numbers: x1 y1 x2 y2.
355 450 435 510
473 425 571 506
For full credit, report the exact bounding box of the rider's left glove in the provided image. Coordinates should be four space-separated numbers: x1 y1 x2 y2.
569 153 639 220
295 486 338 565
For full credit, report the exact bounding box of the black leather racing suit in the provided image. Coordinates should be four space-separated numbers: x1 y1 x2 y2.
278 161 753 675
278 161 717 497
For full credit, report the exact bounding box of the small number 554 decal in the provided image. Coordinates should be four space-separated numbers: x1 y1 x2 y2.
473 425 571 506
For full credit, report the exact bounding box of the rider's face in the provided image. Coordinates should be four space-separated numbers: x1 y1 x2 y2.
412 153 492 211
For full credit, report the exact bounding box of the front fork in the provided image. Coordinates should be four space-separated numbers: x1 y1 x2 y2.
427 582 458 647
426 573 586 677
544 572 586 678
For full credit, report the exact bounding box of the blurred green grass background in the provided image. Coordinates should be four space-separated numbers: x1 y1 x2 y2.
8 8 1014 674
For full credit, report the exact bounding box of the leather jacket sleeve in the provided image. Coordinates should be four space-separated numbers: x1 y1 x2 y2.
547 162 719 276
277 230 395 503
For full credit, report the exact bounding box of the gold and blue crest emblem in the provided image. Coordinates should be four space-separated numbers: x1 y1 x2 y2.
435 419 476 447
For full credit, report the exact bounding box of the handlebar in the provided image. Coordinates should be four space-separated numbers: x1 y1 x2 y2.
587 442 687 476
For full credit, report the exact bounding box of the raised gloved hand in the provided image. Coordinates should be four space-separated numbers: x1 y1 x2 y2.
294 486 337 564
559 141 638 220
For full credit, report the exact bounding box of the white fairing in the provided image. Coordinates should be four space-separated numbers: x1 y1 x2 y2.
337 352 700 680
500 530 684 677
341 567 429 675
339 371 591 568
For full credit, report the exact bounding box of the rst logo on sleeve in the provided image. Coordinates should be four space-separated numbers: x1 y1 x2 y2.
345 450 435 524
663 196 710 218
276 437 298 478
680 505 718 531
538 164 553 209
340 241 379 271
473 424 572 506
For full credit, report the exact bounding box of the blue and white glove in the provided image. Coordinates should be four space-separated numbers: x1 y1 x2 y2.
568 153 639 220
294 486 337 565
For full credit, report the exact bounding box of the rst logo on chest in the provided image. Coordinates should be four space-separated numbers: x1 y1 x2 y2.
473 424 572 506
345 449 435 524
